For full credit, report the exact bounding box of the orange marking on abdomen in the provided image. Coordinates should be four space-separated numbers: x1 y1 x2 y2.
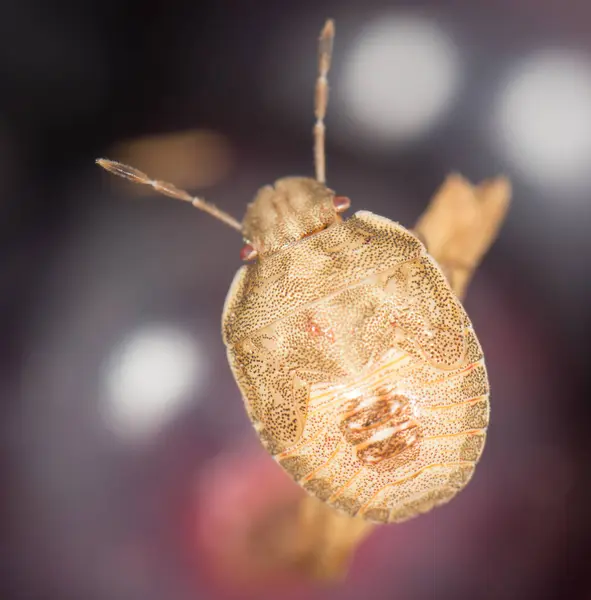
310 353 410 403
275 426 325 461
309 353 411 414
424 395 488 410
327 468 363 502
420 360 483 388
301 441 343 483
357 460 473 515
420 428 486 442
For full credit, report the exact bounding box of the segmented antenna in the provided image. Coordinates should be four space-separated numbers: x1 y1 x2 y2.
314 19 335 184
96 159 243 232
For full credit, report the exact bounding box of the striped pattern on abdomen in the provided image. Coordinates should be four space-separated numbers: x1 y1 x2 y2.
275 325 489 523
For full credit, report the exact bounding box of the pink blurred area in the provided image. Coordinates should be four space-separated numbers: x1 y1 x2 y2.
188 279 575 600
1 1 588 600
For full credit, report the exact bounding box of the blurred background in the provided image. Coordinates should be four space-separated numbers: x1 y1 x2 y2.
1 1 589 599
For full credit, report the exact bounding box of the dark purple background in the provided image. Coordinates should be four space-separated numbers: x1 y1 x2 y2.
1 1 589 599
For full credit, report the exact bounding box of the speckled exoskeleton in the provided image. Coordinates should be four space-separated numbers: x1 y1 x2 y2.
97 20 489 523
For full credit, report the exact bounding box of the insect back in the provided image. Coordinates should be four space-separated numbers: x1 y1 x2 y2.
97 19 490 525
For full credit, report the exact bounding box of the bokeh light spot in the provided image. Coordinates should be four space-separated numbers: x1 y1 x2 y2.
495 49 591 191
341 14 461 145
102 324 205 440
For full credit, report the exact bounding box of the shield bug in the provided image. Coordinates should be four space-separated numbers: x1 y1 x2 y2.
97 19 489 524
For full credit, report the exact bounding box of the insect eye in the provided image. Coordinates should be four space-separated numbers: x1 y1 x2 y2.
240 243 258 261
333 196 351 213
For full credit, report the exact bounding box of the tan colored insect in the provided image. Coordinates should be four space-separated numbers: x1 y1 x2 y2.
97 20 489 523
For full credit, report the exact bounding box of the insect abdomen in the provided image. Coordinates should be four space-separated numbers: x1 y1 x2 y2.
224 212 490 522
339 387 421 465
275 331 489 524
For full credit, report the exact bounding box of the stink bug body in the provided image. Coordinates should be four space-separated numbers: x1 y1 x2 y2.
97 20 489 523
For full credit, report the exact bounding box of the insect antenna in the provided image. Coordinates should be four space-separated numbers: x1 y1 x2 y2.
314 19 335 184
96 159 243 232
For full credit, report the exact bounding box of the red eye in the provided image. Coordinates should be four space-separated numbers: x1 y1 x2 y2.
240 243 258 261
333 195 351 213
